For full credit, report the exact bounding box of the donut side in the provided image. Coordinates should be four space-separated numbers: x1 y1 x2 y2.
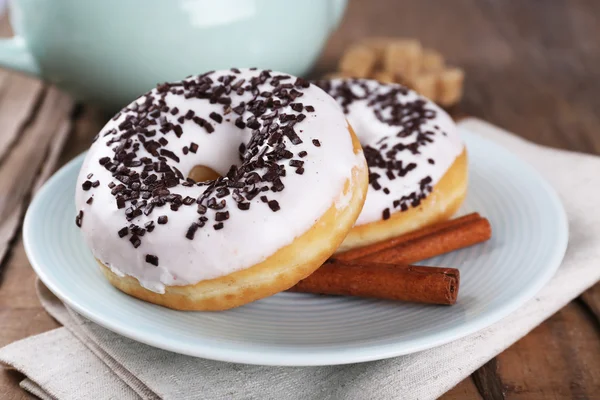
99 126 368 310
338 148 467 252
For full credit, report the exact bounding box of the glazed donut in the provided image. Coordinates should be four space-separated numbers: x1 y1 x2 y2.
75 69 368 310
315 79 467 251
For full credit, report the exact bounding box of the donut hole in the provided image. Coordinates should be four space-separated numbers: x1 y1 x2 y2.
188 165 222 183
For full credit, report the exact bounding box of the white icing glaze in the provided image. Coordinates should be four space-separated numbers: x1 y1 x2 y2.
319 79 463 226
75 69 361 293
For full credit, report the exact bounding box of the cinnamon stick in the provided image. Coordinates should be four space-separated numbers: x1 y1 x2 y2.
290 213 490 305
289 259 460 305
336 213 491 264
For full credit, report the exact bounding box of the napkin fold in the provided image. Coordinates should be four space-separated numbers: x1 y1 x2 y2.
2 119 599 400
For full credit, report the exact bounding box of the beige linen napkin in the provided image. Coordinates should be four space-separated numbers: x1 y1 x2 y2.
2 118 599 400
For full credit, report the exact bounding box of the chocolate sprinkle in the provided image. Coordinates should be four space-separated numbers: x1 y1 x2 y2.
312 139 321 147
75 210 83 227
145 254 159 266
118 227 129 238
157 215 168 224
130 235 141 248
382 208 391 220
209 112 223 123
159 149 180 162
186 223 199 240
145 221 155 232
268 200 280 212
215 211 229 221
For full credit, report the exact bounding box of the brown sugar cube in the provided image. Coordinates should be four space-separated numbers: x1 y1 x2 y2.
359 37 397 61
421 49 445 73
408 73 438 101
437 67 465 106
372 70 396 83
339 45 377 78
383 39 423 80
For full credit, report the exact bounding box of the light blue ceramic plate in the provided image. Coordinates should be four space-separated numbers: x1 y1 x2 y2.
23 128 568 366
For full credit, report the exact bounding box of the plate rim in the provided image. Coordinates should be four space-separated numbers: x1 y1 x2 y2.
23 129 569 366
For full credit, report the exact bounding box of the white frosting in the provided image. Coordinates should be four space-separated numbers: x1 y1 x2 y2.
319 79 463 226
75 69 361 293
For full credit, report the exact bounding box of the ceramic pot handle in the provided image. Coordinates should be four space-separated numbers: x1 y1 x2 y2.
0 36 40 76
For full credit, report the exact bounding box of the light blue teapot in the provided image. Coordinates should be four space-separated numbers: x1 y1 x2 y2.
0 0 346 109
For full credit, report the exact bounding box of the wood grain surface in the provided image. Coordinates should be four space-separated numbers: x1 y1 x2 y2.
1 1 599 398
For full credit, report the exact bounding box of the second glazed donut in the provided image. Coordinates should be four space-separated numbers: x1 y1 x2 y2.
316 78 467 251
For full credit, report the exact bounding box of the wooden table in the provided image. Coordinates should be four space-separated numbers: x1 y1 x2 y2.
1 1 599 398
